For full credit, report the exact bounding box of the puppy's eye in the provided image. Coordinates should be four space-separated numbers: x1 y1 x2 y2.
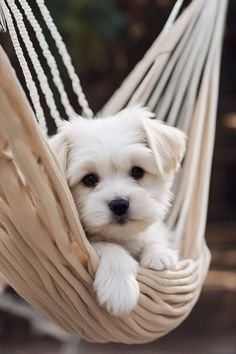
130 166 145 179
82 173 99 187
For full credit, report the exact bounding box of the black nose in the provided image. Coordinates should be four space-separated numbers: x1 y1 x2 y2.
109 199 129 216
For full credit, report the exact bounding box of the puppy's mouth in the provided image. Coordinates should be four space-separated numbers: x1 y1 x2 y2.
113 215 128 225
111 214 141 226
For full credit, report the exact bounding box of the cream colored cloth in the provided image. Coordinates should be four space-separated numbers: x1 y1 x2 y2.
0 0 227 344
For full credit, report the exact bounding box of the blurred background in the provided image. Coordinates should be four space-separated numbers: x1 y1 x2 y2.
0 0 235 353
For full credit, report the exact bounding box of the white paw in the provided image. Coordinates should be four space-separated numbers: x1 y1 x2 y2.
93 269 139 316
140 247 178 270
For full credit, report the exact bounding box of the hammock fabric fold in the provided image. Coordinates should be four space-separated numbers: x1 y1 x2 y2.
0 0 227 344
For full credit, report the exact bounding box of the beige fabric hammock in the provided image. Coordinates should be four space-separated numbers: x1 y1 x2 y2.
0 0 228 344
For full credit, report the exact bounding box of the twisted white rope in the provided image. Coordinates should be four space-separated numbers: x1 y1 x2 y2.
6 0 64 132
0 0 185 127
35 0 93 119
0 0 93 134
0 1 6 32
19 0 77 121
1 1 47 135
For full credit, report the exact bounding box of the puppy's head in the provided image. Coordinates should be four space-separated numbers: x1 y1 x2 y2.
50 106 186 241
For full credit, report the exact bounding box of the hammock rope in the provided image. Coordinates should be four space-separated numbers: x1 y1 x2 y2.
0 0 228 344
1 0 48 133
17 0 77 119
1 0 93 134
34 0 93 119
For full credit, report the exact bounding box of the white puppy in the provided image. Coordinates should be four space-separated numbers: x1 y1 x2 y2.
50 106 186 316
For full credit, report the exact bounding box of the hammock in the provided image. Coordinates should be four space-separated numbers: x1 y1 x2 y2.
0 0 228 344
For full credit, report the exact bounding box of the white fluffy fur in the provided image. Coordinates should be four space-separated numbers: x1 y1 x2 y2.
50 106 186 316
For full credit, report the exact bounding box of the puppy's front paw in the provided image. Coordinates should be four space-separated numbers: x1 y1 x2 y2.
92 242 140 316
141 247 178 271
93 270 139 316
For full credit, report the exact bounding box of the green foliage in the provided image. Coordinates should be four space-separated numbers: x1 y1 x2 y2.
46 0 128 72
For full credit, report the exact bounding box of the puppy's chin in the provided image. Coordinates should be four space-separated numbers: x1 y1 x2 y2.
83 217 156 242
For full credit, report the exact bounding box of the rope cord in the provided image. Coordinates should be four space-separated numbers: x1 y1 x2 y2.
6 0 64 132
0 0 94 135
0 2 6 32
1 0 47 135
35 0 93 119
19 0 77 121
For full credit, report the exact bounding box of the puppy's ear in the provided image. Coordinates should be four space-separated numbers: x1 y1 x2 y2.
49 132 69 177
142 119 186 176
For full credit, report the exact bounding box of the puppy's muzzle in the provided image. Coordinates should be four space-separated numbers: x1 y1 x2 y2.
108 199 129 217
